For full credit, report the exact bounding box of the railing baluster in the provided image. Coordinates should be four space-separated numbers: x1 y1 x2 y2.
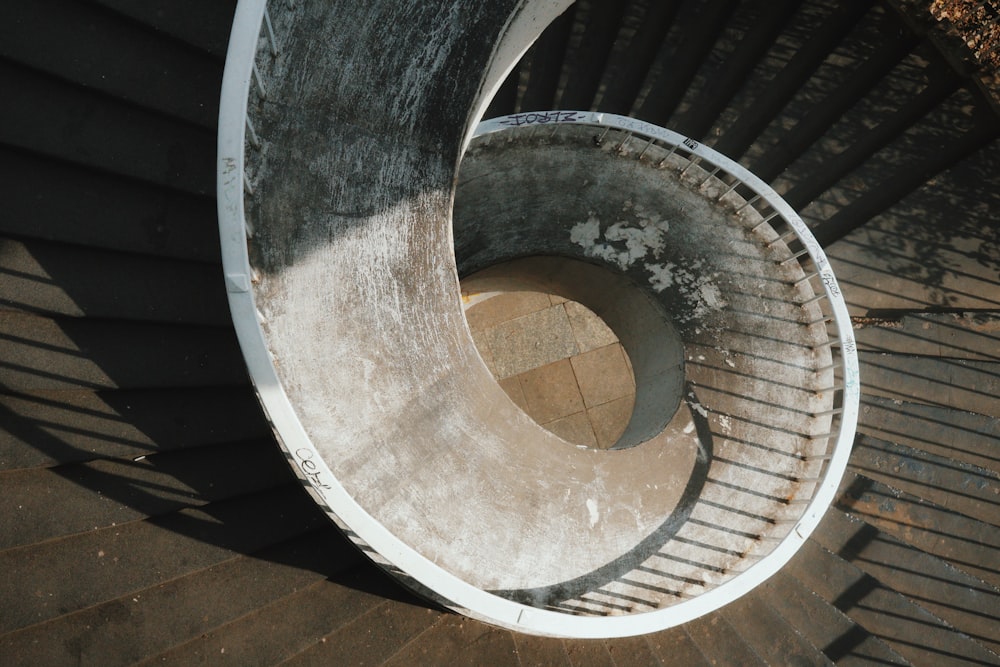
252 60 267 99
799 292 828 306
656 143 679 167
767 229 798 248
735 193 762 213
263 6 279 56
751 210 781 231
781 247 811 265
790 270 819 286
699 165 721 185
680 155 701 176
637 137 656 160
615 131 633 152
717 178 743 200
246 116 261 149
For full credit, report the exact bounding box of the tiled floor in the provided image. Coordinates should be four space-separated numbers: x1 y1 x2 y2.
464 290 635 449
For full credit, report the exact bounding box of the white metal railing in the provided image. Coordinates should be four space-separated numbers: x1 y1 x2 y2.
218 3 859 638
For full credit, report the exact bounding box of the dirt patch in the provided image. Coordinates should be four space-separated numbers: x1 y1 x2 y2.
895 0 1000 103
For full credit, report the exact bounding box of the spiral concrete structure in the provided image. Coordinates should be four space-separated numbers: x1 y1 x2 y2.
2 0 999 662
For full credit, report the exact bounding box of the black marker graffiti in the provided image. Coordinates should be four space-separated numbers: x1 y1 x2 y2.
295 447 332 490
498 111 583 127
821 272 841 297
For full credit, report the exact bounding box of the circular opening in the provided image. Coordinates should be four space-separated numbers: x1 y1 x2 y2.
459 257 686 451
462 284 636 449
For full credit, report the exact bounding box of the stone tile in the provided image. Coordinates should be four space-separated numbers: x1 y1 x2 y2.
517 358 585 424
468 327 496 375
564 300 618 353
541 411 598 448
588 395 635 449
464 291 552 330
570 343 635 408
484 305 579 379
498 375 529 413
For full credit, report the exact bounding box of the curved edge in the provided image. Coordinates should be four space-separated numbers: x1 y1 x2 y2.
218 4 859 637
472 111 862 610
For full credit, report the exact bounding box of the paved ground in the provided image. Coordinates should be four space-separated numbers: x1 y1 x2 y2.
464 289 635 449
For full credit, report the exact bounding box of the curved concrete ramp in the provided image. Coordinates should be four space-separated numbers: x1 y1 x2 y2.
221 2 857 637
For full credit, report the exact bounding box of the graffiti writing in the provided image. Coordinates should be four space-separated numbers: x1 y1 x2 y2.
820 271 841 297
295 447 332 490
498 111 584 127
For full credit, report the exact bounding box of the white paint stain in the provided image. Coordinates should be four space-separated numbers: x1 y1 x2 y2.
645 261 677 291
569 213 727 324
568 212 668 272
586 498 599 528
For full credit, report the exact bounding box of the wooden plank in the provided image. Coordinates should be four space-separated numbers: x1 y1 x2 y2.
720 593 834 666
0 313 247 391
2 529 359 667
0 438 291 550
0 387 268 471
0 485 324 634
760 570 910 666
857 394 999 473
0 148 219 262
683 612 766 666
0 239 229 325
91 0 236 59
788 539 1000 665
382 614 519 667
0 0 222 128
0 60 215 196
644 626 709 666
814 508 1000 655
288 599 443 666
858 351 1000 418
849 435 999 528
837 472 1000 590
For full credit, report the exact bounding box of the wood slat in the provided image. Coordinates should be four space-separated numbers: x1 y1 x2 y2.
813 507 1000 656
787 539 1000 666
837 472 1000 589
0 313 247 391
0 238 230 325
90 0 236 60
0 438 291 550
0 387 268 471
0 486 325 635
760 570 910 666
0 60 215 196
2 529 356 667
0 148 219 261
0 0 222 128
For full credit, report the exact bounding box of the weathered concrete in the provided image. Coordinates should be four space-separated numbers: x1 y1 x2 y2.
236 0 844 633
452 126 837 610
245 1 701 597
246 35 838 617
